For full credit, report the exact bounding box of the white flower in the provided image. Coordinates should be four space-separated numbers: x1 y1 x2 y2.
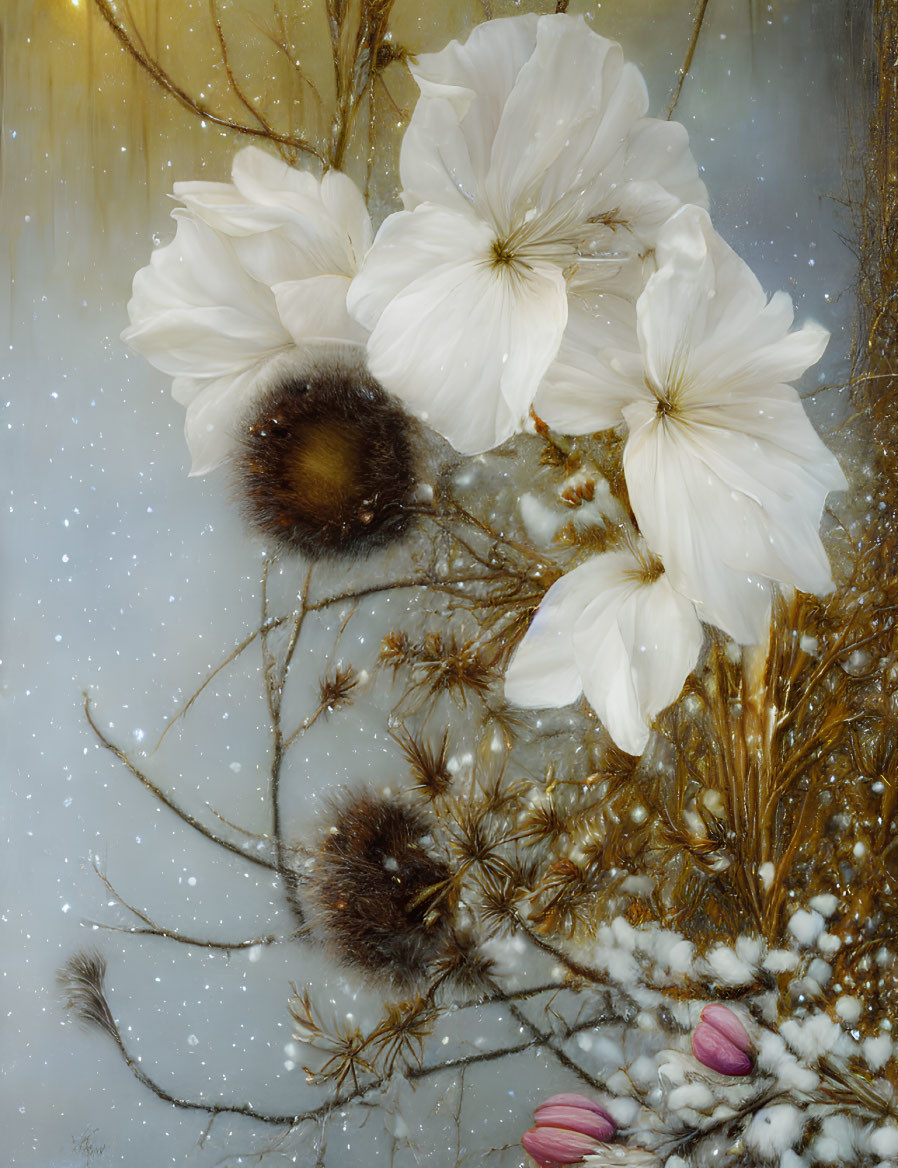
504 542 704 755
122 146 371 475
537 204 847 644
348 13 707 455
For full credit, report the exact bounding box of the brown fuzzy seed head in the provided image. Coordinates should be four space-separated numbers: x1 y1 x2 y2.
309 791 451 987
234 362 417 558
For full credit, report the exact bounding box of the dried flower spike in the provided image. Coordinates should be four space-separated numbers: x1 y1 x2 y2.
307 789 451 987
523 1094 617 1167
692 1003 753 1076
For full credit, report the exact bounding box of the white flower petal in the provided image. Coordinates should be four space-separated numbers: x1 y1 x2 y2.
504 561 606 708
367 15 706 452
506 549 703 755
398 97 483 216
572 556 702 755
181 362 265 476
534 293 641 433
352 205 568 453
616 117 710 229
484 17 643 225
319 169 373 265
273 275 368 346
644 209 830 398
611 570 705 733
624 389 842 644
123 214 287 377
407 14 540 195
349 204 480 332
125 150 372 474
636 226 717 398
175 147 369 285
620 206 845 643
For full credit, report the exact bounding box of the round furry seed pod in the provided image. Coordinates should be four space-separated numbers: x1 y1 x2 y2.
308 789 451 987
234 349 417 558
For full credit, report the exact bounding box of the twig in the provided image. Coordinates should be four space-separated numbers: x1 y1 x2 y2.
666 0 711 118
91 0 326 163
100 1000 612 1127
84 694 277 873
305 571 498 613
153 617 286 753
88 859 285 952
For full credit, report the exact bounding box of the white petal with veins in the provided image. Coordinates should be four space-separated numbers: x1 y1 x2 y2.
505 548 703 756
351 13 706 454
123 147 371 473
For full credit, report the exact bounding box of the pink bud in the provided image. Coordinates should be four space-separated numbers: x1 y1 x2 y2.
532 1104 616 1143
522 1125 602 1167
692 1004 753 1075
533 1104 616 1143
700 1004 752 1052
523 1094 618 1165
536 1094 618 1124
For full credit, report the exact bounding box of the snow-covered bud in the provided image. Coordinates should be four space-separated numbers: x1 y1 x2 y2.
692 1003 753 1075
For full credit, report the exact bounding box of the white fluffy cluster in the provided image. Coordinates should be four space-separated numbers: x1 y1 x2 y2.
556 908 898 1168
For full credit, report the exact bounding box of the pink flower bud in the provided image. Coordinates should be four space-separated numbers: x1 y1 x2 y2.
692 1003 753 1075
523 1094 618 1165
533 1101 616 1143
522 1125 604 1167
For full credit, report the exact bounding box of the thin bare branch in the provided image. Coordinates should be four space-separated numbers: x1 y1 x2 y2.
84 693 277 873
88 860 285 952
91 0 327 163
153 618 285 753
667 0 712 118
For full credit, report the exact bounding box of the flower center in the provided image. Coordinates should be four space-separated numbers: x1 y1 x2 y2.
638 557 665 584
622 542 665 586
490 237 519 268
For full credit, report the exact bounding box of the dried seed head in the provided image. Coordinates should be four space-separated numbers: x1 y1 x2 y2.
233 351 417 558
308 789 452 987
58 950 117 1039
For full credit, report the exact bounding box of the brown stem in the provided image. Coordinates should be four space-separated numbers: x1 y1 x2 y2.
666 0 711 118
153 617 286 753
91 0 326 163
104 1004 612 1128
84 694 277 873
